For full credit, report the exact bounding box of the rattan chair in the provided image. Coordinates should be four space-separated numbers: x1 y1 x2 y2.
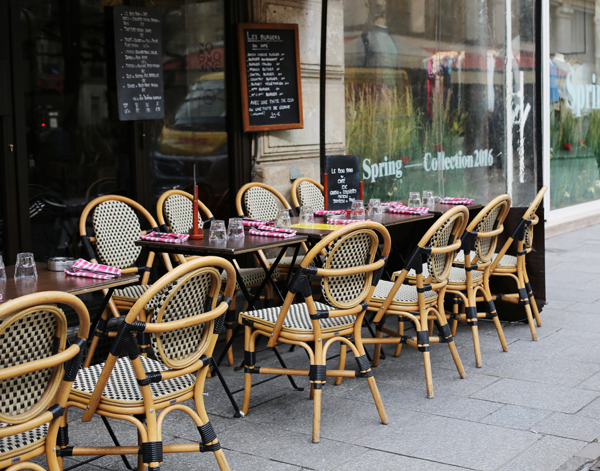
291 177 325 213
58 256 235 471
240 221 390 443
487 186 547 340
0 292 89 471
236 182 309 279
446 195 511 367
366 206 469 398
157 189 276 366
79 195 161 367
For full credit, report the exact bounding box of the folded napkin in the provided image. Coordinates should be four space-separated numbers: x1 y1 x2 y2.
388 205 429 215
72 259 121 276
381 201 403 207
243 218 274 228
313 210 347 216
139 231 190 243
65 268 117 280
0 294 2 301
249 227 297 238
329 218 371 225
440 197 474 205
257 224 295 234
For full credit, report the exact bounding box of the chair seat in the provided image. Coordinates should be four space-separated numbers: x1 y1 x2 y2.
267 255 310 267
0 423 47 455
453 250 476 263
113 284 151 299
447 267 483 284
71 355 195 406
221 267 280 291
239 302 355 333
372 280 437 304
492 253 517 267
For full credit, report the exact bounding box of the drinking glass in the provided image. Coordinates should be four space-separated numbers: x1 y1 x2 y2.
368 198 382 215
408 192 422 207
209 220 227 240
14 252 37 279
228 218 245 239
299 206 314 224
422 190 434 206
276 209 291 228
351 199 365 219
0 255 5 281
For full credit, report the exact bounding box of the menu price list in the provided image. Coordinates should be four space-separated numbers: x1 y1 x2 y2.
240 25 302 130
113 6 164 121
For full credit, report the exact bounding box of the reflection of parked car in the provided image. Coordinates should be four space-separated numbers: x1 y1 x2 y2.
151 72 229 214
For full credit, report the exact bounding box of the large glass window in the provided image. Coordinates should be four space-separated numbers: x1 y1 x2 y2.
549 1 600 210
344 0 537 206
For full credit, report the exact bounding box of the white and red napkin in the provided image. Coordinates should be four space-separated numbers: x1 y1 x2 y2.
313 210 347 216
440 197 474 205
328 218 372 225
388 205 429 215
65 258 121 279
243 218 274 228
249 226 297 238
139 231 190 243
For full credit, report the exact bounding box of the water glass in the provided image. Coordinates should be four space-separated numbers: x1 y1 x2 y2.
276 209 291 228
209 220 226 240
351 199 365 219
14 252 37 279
422 190 435 206
408 192 422 207
368 198 382 216
0 255 6 280
299 206 314 224
228 218 245 239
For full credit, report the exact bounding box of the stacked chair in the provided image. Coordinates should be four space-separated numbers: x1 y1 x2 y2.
0 292 89 471
59 257 235 470
291 177 325 213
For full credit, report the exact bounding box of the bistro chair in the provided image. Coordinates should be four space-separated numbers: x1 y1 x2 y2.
59 256 235 471
79 194 161 367
0 291 89 471
291 177 325 213
366 205 468 398
240 221 390 443
446 195 511 367
157 188 276 366
236 182 309 279
487 186 547 340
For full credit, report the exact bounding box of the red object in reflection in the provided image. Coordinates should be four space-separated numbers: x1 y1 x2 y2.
402 156 409 164
359 181 363 200
563 142 573 151
434 144 443 152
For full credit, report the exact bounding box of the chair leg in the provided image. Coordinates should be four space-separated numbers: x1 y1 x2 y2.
225 294 237 366
83 304 112 368
312 386 322 443
372 322 384 366
241 325 255 415
334 344 347 385
423 350 434 398
435 312 466 379
524 268 542 334
394 320 405 357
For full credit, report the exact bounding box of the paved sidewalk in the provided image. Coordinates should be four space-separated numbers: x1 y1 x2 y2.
45 223 600 470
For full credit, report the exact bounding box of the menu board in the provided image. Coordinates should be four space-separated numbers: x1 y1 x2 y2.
238 23 303 132
325 155 361 210
113 6 164 121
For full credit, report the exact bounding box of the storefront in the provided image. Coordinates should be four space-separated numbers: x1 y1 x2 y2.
0 0 544 265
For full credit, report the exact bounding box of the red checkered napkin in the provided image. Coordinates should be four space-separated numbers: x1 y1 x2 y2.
249 228 297 238
139 231 190 243
440 197 474 205
65 268 117 280
257 224 296 234
328 218 372 225
243 218 274 227
388 205 429 215
72 259 121 276
313 210 347 216
381 201 403 207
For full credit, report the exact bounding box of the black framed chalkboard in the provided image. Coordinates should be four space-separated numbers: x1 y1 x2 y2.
325 155 361 210
238 23 303 132
113 6 164 121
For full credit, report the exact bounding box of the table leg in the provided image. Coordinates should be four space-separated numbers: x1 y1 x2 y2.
86 287 115 351
210 358 244 418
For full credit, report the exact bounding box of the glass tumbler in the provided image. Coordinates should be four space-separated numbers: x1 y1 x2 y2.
228 218 245 239
276 209 291 228
0 255 6 280
14 252 37 279
369 198 382 215
351 199 365 219
422 190 434 206
408 192 422 207
299 206 314 224
209 220 227 240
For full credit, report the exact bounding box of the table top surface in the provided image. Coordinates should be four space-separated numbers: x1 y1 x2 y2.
0 263 140 303
135 230 308 256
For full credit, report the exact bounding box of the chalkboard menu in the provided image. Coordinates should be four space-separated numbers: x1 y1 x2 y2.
238 23 303 132
113 6 164 121
325 155 361 210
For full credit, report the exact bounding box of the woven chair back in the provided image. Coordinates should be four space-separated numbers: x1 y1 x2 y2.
467 195 511 264
522 186 547 250
146 267 222 369
157 190 214 235
297 179 325 211
423 210 468 283
320 228 379 309
236 183 293 221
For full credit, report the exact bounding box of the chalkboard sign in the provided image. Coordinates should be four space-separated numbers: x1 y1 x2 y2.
113 6 164 121
325 155 361 210
238 23 303 132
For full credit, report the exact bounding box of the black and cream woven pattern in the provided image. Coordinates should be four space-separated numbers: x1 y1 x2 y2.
372 280 437 303
244 187 281 221
221 267 279 290
321 232 372 306
425 216 457 283
145 272 213 363
241 302 355 331
72 355 195 402
407 265 483 283
491 253 517 267
0 310 56 416
164 194 202 234
299 181 324 211
474 204 502 263
92 200 142 268
114 284 151 299
0 422 47 454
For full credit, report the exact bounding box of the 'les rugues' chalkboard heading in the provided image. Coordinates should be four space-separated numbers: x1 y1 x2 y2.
238 23 303 132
